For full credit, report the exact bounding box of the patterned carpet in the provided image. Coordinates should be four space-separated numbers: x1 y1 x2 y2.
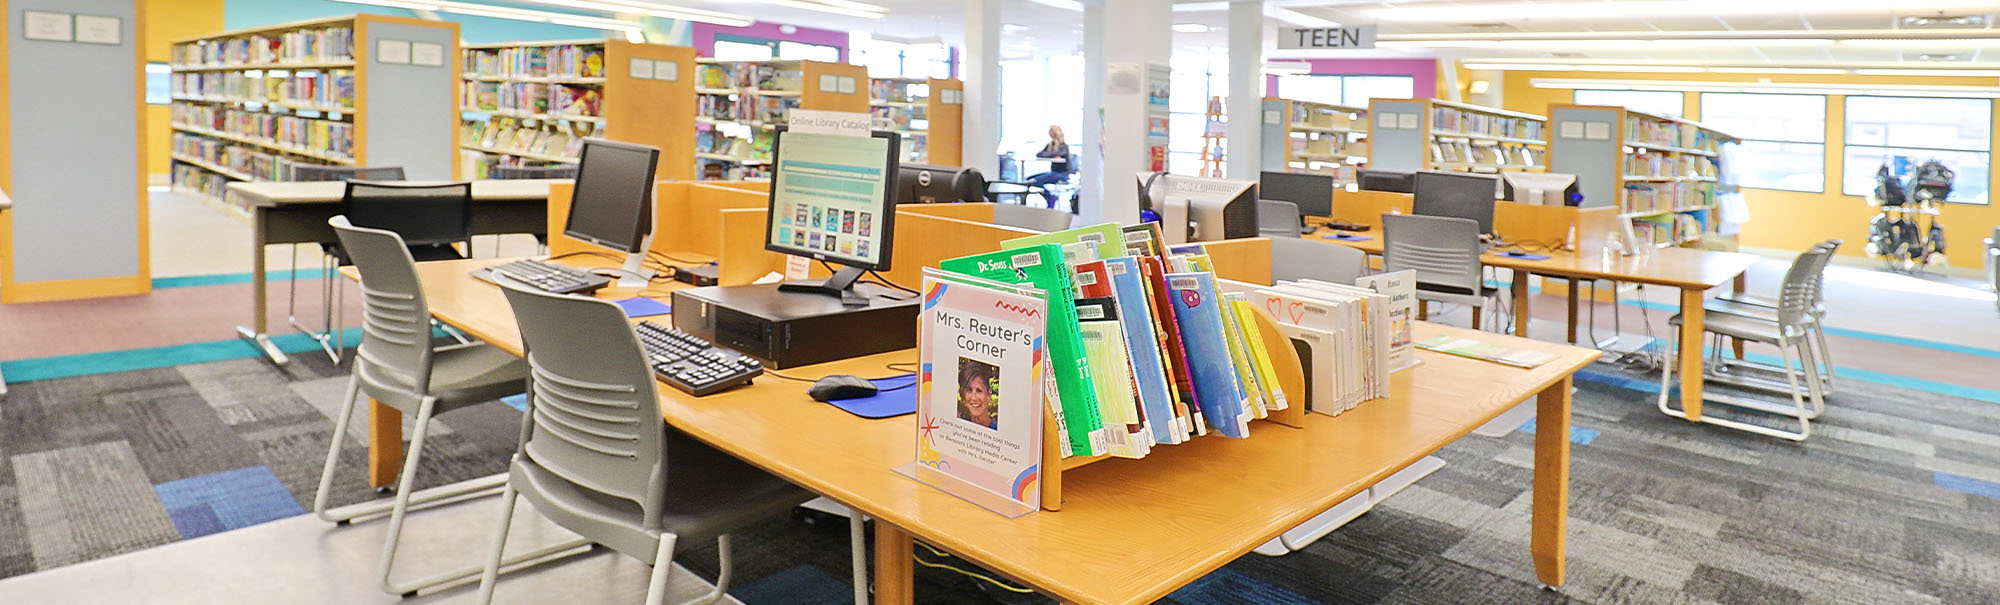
3 350 1999 604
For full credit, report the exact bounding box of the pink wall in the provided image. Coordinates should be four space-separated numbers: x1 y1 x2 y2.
1263 58 1438 99
691 21 851 61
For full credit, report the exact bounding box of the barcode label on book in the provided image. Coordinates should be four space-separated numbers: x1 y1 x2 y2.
1077 305 1105 320
1011 252 1041 268
1106 262 1127 275
1170 277 1200 290
1082 330 1104 340
1075 271 1097 286
1124 230 1149 242
1080 233 1105 244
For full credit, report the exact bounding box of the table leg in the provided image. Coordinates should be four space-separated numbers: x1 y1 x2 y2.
1731 274 1748 360
1531 375 1572 588
368 400 403 489
874 522 915 604
1678 288 1705 422
1565 278 1580 344
235 207 289 364
1512 270 1533 337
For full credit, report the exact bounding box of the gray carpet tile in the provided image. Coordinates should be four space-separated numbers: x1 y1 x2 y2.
0 449 29 578
12 441 182 570
104 383 262 485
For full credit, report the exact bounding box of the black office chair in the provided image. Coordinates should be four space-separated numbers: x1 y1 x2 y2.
287 165 408 362
306 181 476 361
488 164 578 180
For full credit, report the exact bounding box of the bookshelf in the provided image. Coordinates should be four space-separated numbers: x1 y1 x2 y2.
868 77 964 166
1259 97 1370 185
459 39 695 180
1547 105 1739 250
168 15 460 210
693 59 868 180
1366 98 1548 175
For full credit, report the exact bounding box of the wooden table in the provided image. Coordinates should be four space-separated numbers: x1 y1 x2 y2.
377 256 1598 603
224 179 563 364
1311 229 1760 422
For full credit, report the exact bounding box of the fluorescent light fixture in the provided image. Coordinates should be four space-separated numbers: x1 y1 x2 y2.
1382 38 1829 50
815 0 888 11
1173 1 1227 11
1468 80 1490 94
551 16 640 31
1269 7 1337 28
1854 68 2000 77
1262 61 1311 75
626 29 646 43
1376 0 1998 22
1377 40 1501 49
328 0 441 10
525 0 754 26
443 6 548 20
1530 77 2000 97
1708 67 1847 75
1002 23 1027 33
1648 38 1831 47
1577 65 1706 73
775 0 885 19
1023 0 1083 11
1462 63 1577 71
1173 23 1210 33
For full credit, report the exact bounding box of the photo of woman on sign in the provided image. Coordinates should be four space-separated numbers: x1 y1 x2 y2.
957 357 999 430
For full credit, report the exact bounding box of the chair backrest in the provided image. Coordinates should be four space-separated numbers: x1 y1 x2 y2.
495 278 665 515
489 164 579 180
1381 213 1484 294
1271 236 1367 284
1777 245 1833 328
1811 239 1841 306
293 165 405 182
993 203 1074 232
1257 200 1302 238
329 216 435 386
341 181 474 248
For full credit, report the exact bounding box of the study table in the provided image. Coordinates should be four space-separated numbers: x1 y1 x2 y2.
223 179 564 364
1311 229 1761 423
367 255 1600 603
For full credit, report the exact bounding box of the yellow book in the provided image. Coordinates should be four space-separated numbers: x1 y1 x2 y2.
1231 301 1289 412
1217 293 1268 420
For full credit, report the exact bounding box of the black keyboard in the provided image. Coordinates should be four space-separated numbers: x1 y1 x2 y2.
480 259 609 295
635 321 764 396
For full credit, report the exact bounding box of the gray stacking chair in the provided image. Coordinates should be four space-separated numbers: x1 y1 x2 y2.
314 216 544 596
1658 244 1832 442
1708 240 1841 393
287 165 406 362
1985 227 1998 312
993 203 1075 232
1382 213 1499 330
489 164 579 180
1271 236 1368 284
1257 199 1304 239
478 278 865 605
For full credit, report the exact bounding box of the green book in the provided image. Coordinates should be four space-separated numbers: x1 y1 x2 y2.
1001 222 1126 261
940 244 1109 457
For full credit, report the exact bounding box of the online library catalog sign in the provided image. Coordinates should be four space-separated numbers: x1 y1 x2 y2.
916 269 1047 512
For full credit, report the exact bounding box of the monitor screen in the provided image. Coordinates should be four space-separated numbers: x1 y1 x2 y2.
896 164 986 204
1412 171 1498 235
765 129 900 271
1357 169 1415 194
563 139 659 253
1258 171 1335 217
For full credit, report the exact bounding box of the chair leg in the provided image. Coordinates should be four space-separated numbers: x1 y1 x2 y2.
850 514 868 605
645 534 681 605
1471 305 1483 331
1417 301 1428 321
1811 322 1836 393
1774 336 1814 441
475 483 519 605
1656 331 1678 416
313 368 365 523
379 396 441 595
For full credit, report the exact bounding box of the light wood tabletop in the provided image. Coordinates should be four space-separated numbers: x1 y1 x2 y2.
224 179 565 207
381 255 1599 604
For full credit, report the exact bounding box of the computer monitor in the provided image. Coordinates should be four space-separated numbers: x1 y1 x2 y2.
564 138 659 253
1138 172 1260 244
1501 172 1581 206
1258 171 1334 218
1412 170 1498 236
1357 169 1415 193
764 127 900 306
895 164 987 203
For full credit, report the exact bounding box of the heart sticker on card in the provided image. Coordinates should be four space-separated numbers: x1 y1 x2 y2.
1288 302 1305 324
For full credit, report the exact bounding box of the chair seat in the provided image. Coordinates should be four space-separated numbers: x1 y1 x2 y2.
1716 292 1824 316
511 429 812 561
1414 283 1498 306
363 343 528 414
326 242 465 267
1703 299 1820 327
1667 312 1806 344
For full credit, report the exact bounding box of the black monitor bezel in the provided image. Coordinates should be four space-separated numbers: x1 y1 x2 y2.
562 138 659 253
1257 170 1336 217
762 127 901 272
1411 170 1499 235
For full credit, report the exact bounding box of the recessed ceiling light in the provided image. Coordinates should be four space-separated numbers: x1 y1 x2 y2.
1854 68 2000 77
1461 63 1578 71
1708 67 1847 75
1576 65 1706 73
1173 23 1210 33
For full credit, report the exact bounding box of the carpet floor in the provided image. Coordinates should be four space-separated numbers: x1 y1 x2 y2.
2 350 1998 604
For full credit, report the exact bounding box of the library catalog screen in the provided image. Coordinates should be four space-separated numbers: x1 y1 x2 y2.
768 131 892 268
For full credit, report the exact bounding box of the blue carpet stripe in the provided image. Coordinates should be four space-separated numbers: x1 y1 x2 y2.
1933 472 2000 501
730 564 853 604
1 328 362 383
154 466 306 540
1169 567 1315 604
1515 418 1601 445
500 394 528 412
152 270 315 289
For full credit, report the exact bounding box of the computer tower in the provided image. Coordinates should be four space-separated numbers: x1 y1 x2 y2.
671 282 920 369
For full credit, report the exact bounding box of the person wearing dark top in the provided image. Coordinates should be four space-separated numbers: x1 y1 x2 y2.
1025 125 1072 207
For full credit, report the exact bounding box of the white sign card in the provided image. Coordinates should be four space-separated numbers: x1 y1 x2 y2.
1558 121 1585 140
837 76 856 94
818 73 840 92
411 42 444 67
74 15 120 45
1585 121 1612 140
1397 113 1419 129
1107 62 1142 95
788 109 871 137
1276 26 1379 50
654 60 678 81
1265 109 1283 124
628 57 653 79
23 11 72 42
1378 113 1396 129
376 40 411 65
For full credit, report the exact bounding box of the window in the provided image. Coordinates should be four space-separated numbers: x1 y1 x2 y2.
713 35 840 63
1699 93 1826 192
712 39 772 61
146 63 171 105
1273 74 1415 107
1166 53 1228 175
1573 89 1682 118
855 39 953 80
1842 96 1991 205
998 55 1083 160
777 41 839 62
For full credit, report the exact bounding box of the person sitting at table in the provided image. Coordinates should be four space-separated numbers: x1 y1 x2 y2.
1024 125 1073 208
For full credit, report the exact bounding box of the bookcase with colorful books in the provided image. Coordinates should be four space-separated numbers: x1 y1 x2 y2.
458 39 695 180
695 59 868 180
1366 98 1548 175
868 77 964 166
1546 104 1739 250
168 15 460 210
1259 97 1370 185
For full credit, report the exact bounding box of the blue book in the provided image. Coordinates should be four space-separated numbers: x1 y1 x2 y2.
1104 257 1178 445
1166 271 1250 439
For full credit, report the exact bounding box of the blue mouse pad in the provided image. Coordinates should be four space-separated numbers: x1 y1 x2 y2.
824 374 920 419
1496 252 1550 260
614 297 672 318
1323 233 1373 241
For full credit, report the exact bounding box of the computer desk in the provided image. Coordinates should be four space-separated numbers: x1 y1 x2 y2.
223 179 564 364
1309 228 1760 423
362 254 1599 604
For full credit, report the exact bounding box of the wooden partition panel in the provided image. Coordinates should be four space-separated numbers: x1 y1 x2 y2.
603 41 697 180
661 183 767 255
898 202 994 223
1330 190 1413 228
925 78 965 166
879 214 1039 288
547 181 693 258
1196 237 1273 284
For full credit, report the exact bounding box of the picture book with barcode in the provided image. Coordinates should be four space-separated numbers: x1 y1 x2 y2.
940 244 1109 457
915 269 1047 510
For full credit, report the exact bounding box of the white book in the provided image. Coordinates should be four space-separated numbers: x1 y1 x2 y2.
1266 284 1366 410
1252 287 1350 414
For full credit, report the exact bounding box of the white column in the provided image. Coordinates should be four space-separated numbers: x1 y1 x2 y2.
1095 0 1172 225
1224 0 1262 180
1077 2 1106 223
961 0 1002 175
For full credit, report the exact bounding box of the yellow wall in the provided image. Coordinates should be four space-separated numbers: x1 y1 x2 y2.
1502 69 2000 270
145 0 225 182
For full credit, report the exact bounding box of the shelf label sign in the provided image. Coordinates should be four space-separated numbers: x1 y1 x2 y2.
1277 26 1377 50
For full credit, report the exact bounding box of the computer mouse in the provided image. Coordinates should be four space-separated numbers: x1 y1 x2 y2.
808 374 879 402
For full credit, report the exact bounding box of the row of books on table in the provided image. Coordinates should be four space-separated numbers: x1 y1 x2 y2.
926 222 1417 459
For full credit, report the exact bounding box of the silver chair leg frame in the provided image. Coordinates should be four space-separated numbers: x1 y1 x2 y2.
1658 332 1817 442
286 250 343 363
312 370 365 523
470 481 612 603
851 514 869 605
312 364 507 525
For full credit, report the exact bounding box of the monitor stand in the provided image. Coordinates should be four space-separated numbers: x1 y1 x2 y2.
778 264 870 307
